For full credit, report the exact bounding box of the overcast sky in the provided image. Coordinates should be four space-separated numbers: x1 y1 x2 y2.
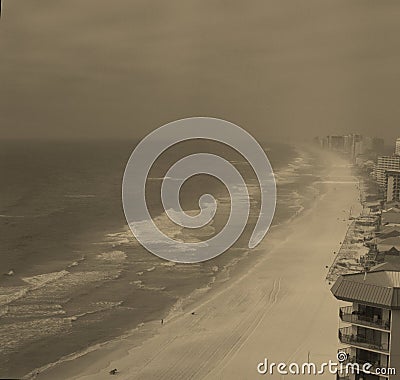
1 1 400 143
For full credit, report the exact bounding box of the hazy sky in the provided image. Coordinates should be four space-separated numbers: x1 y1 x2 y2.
1 1 400 143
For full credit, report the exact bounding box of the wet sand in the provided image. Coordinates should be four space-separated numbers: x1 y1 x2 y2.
35 151 360 380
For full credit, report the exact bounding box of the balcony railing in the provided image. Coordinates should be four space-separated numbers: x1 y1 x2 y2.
336 375 350 380
358 358 387 375
338 327 389 353
339 306 390 330
339 349 386 376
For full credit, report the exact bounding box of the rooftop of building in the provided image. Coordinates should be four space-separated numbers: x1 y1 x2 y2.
377 155 400 160
376 225 400 237
384 201 400 209
381 208 400 225
383 207 400 213
371 260 400 272
380 225 400 231
377 236 400 251
331 267 400 308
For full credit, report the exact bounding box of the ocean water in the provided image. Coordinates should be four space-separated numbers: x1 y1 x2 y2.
0 140 322 378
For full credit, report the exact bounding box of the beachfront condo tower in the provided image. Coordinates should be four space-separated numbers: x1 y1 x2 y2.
386 170 400 203
375 156 400 189
331 269 400 380
395 139 400 156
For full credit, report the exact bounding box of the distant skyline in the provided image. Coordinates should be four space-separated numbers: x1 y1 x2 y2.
1 1 400 142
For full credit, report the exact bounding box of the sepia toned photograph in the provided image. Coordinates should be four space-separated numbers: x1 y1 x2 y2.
1 1 400 379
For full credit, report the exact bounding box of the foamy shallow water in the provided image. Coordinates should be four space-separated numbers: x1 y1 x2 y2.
0 141 322 378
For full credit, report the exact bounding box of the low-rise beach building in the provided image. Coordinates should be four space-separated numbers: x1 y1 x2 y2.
376 227 400 240
377 237 400 256
381 208 400 226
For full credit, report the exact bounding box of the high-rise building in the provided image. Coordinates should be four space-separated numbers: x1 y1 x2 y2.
363 137 385 155
316 134 384 159
354 140 364 158
386 170 400 203
373 138 385 154
375 156 400 189
395 138 400 156
344 135 354 154
328 135 346 151
331 268 400 380
351 134 363 159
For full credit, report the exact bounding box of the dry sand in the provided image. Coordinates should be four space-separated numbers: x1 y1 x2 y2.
35 152 360 380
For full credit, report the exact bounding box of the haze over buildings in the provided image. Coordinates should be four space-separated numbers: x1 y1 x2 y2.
315 135 400 204
314 134 384 160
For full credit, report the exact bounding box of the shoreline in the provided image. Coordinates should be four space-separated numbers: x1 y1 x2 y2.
0 142 304 380
24 191 312 380
33 148 360 380
15 145 309 379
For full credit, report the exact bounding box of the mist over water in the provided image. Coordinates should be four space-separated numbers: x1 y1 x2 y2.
1 1 400 142
0 140 322 377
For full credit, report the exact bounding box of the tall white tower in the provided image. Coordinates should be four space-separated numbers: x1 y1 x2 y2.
395 138 400 156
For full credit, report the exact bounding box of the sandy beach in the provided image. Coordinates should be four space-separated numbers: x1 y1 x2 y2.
35 151 361 380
